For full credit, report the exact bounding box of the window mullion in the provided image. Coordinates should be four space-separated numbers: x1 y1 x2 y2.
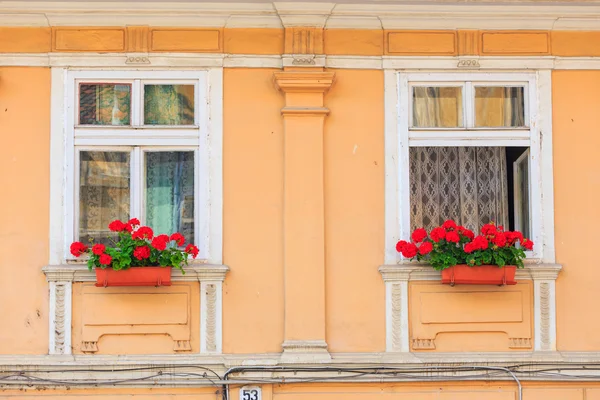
131 147 143 223
465 82 474 128
132 79 142 127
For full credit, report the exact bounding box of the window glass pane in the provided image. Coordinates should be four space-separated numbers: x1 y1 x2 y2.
409 146 512 233
475 86 525 127
144 85 195 125
79 84 131 125
79 151 130 246
145 151 195 245
412 87 463 128
513 149 530 239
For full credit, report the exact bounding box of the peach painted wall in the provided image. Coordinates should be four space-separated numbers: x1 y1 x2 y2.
0 67 50 354
553 71 600 351
222 68 285 353
323 69 385 352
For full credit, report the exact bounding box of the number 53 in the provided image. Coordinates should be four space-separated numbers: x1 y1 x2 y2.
242 389 259 400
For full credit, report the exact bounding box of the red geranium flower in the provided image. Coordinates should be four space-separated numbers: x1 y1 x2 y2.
151 234 169 251
396 240 408 253
481 223 497 236
430 227 446 243
99 253 112 265
132 226 154 240
133 245 151 260
445 231 460 243
401 242 418 258
92 243 106 255
170 232 185 246
108 220 126 232
418 241 433 255
442 220 457 230
70 242 87 257
464 242 474 253
128 218 140 226
472 235 489 250
462 229 475 240
411 228 427 243
522 238 534 251
493 232 507 247
185 244 199 258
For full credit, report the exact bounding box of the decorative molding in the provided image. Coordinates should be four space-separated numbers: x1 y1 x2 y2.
285 27 323 54
2 53 600 70
52 27 125 52
411 339 435 350
125 53 150 64
458 30 479 56
125 26 149 53
390 284 402 351
280 340 332 363
2 2 600 30
480 31 550 55
457 58 481 68
150 28 222 53
379 263 562 282
48 282 72 355
274 70 335 94
386 30 457 55
205 284 218 352
539 282 551 349
43 264 229 283
509 338 533 349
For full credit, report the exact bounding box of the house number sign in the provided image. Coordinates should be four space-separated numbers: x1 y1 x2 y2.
240 386 261 400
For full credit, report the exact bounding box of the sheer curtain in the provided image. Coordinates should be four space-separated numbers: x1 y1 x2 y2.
409 147 509 233
79 151 130 244
146 152 195 243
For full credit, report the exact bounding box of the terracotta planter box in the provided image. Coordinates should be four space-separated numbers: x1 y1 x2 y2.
95 266 172 287
441 264 517 286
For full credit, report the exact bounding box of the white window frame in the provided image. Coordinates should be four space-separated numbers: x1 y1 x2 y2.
385 70 556 264
51 69 223 265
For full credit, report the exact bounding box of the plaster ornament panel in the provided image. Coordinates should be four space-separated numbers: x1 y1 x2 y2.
74 283 198 354
458 30 480 55
386 31 457 55
284 27 324 54
150 28 222 52
126 26 149 53
52 28 126 52
409 281 533 352
480 31 550 55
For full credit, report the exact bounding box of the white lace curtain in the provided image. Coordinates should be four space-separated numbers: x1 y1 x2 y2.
409 147 509 233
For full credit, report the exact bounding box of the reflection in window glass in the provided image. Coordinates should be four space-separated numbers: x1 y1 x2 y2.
146 152 195 245
79 84 131 125
412 87 463 128
79 151 130 245
475 87 525 128
144 85 195 125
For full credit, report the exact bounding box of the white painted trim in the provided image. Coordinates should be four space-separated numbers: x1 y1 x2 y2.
4 54 600 70
537 70 556 264
383 69 400 265
2 2 600 30
207 68 224 265
49 68 66 266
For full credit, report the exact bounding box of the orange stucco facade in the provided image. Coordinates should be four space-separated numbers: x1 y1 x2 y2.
2 2 600 397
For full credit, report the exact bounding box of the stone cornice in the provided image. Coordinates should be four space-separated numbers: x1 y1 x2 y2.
2 1 600 30
379 263 562 282
42 264 229 282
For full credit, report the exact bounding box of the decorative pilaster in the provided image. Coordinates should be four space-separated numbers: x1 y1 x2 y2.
380 266 411 352
530 264 561 351
48 280 72 355
275 69 334 363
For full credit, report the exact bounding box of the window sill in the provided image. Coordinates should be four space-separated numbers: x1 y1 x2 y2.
379 262 561 282
43 263 229 283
